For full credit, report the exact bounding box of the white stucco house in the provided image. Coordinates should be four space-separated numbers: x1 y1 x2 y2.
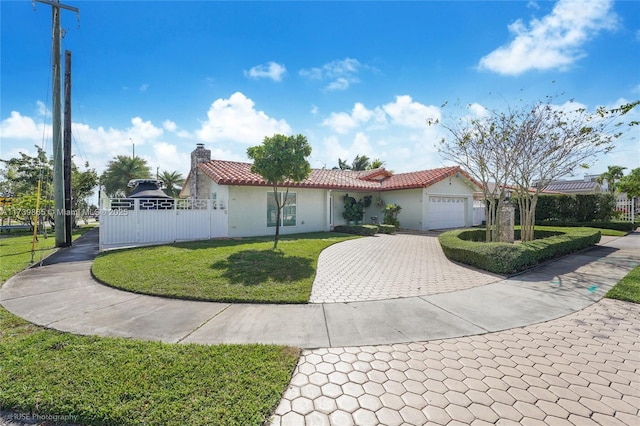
179 144 481 238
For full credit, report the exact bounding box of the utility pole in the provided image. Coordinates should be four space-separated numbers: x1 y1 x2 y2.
34 0 79 247
63 50 72 247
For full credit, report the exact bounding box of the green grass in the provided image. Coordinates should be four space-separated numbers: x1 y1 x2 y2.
92 232 358 303
0 307 299 425
531 225 626 237
0 226 94 282
0 228 301 425
606 265 640 303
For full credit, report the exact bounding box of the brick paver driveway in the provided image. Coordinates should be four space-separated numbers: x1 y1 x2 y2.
272 298 640 425
310 233 502 303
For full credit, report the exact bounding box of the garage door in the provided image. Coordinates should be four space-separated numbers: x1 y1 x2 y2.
428 196 466 229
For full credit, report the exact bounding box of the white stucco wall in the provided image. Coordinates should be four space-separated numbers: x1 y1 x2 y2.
226 185 329 238
379 189 423 230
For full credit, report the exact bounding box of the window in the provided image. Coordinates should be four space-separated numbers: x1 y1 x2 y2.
267 192 296 227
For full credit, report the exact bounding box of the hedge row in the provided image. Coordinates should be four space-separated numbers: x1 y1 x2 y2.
333 224 396 236
438 228 601 274
515 193 616 223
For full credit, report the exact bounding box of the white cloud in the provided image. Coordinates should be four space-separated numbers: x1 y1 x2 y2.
326 77 350 91
151 142 190 175
478 0 618 75
163 119 192 138
36 100 50 117
467 103 489 118
195 92 291 144
383 95 440 128
322 102 386 134
139 83 149 92
0 111 44 139
310 105 319 115
163 120 177 132
300 58 363 91
244 61 287 82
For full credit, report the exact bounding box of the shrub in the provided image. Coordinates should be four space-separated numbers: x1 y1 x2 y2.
333 225 377 236
377 224 396 234
439 227 601 274
382 204 401 227
515 193 617 223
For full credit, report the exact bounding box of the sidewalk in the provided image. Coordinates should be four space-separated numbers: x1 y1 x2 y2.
1 229 637 348
1 229 639 425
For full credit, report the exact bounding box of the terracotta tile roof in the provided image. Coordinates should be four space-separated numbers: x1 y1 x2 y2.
197 160 468 191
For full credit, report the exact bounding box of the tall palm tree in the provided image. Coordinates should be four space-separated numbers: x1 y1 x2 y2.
597 165 627 193
159 170 185 198
100 155 152 197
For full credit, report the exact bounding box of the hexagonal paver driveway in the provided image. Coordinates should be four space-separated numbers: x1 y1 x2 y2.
271 298 640 425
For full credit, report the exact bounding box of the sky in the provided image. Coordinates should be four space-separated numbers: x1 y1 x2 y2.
1 0 639 189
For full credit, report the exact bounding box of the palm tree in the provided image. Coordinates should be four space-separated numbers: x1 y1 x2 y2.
369 158 385 169
159 170 185 198
597 165 627 193
351 154 371 171
100 155 152 197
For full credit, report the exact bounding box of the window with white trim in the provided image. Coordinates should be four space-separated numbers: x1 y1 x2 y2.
267 192 297 227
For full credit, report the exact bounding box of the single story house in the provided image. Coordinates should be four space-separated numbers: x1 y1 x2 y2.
180 144 481 238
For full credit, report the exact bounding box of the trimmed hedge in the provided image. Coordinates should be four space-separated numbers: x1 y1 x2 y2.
333 224 396 236
537 221 636 232
334 225 378 236
377 224 396 234
438 227 601 274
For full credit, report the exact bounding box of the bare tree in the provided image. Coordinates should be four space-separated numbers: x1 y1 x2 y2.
435 98 638 242
511 99 638 241
432 106 520 242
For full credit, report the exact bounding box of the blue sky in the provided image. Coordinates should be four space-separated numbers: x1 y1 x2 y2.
2 0 639 184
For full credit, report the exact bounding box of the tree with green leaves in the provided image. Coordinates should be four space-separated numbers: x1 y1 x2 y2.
247 134 312 249
435 98 639 242
618 168 640 198
1 147 97 227
100 155 152 197
158 170 185 198
336 155 385 171
597 166 627 194
71 162 98 226
0 145 53 197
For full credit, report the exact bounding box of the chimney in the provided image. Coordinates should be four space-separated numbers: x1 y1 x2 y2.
190 143 211 200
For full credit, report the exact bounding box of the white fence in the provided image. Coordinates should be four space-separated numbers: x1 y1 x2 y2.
99 198 228 251
616 196 637 223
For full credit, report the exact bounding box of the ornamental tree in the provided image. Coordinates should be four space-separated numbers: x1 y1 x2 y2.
247 134 312 249
435 97 638 242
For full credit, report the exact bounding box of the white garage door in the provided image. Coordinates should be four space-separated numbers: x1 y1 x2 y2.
428 196 466 230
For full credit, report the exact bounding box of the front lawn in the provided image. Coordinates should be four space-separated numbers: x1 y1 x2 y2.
0 229 300 425
606 264 640 303
0 307 298 426
92 232 358 303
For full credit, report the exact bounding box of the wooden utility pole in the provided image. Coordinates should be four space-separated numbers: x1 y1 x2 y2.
34 0 79 247
63 50 72 246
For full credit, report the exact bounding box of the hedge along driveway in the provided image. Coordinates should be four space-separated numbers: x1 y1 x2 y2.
438 227 601 274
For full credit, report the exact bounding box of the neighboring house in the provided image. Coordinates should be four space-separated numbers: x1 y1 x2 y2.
543 176 602 195
180 144 481 238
